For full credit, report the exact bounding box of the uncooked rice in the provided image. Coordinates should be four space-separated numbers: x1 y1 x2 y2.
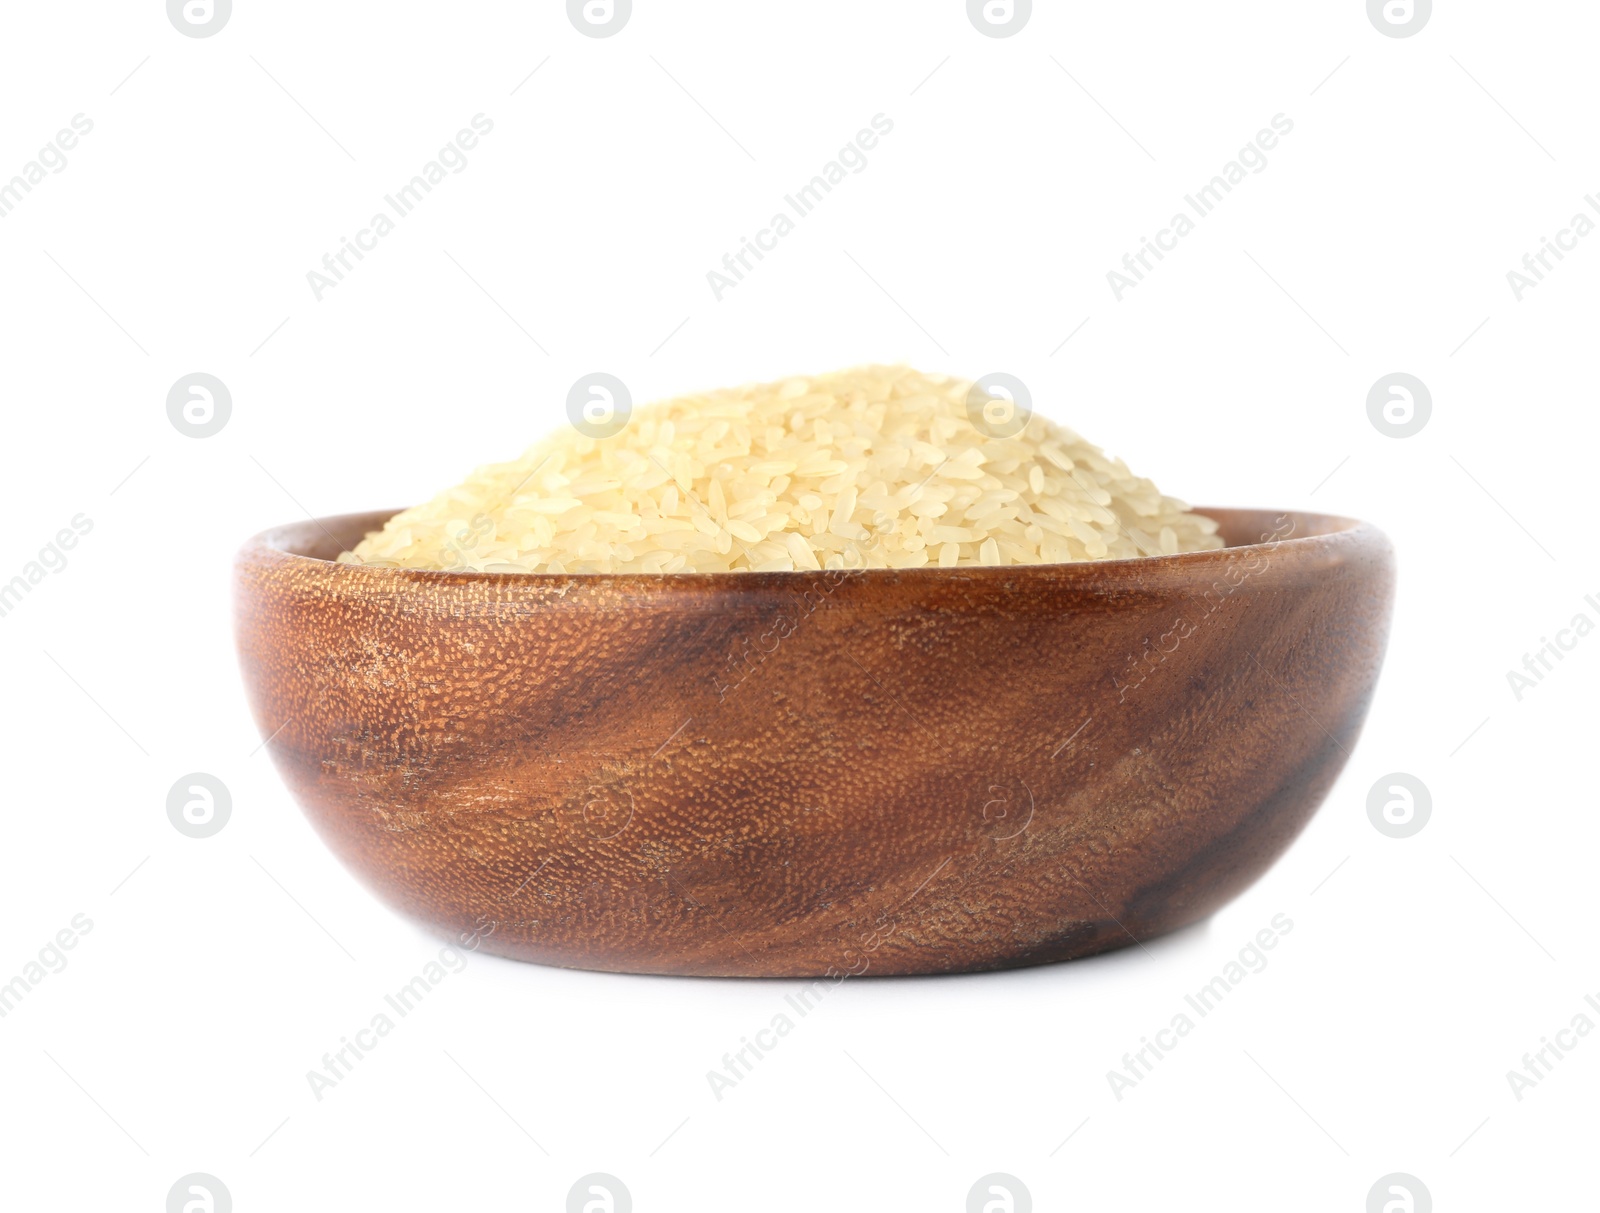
341 365 1223 574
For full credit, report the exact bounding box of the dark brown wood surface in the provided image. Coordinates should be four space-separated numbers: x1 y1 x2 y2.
233 507 1394 977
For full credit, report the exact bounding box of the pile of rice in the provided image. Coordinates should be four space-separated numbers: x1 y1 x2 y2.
341 365 1222 573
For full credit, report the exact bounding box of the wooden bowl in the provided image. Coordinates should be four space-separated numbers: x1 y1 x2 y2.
234 508 1393 977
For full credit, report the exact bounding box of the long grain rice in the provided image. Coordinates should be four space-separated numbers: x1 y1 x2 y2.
341 365 1223 574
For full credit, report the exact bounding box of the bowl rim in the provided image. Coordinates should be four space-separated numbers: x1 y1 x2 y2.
238 506 1384 589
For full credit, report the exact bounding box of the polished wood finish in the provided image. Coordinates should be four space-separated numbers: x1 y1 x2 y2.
234 508 1394 976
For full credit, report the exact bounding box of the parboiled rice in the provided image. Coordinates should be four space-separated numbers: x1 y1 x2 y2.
341 365 1223 574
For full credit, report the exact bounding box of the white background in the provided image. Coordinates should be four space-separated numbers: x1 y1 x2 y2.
1 1 1595 1209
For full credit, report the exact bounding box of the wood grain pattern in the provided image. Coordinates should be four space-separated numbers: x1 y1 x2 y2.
233 507 1394 977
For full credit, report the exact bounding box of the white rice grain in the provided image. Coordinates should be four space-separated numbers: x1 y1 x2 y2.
343 365 1222 573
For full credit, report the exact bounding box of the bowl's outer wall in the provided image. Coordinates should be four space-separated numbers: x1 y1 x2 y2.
234 509 1395 977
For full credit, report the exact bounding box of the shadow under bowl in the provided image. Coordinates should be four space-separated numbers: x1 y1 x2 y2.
234 507 1394 977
